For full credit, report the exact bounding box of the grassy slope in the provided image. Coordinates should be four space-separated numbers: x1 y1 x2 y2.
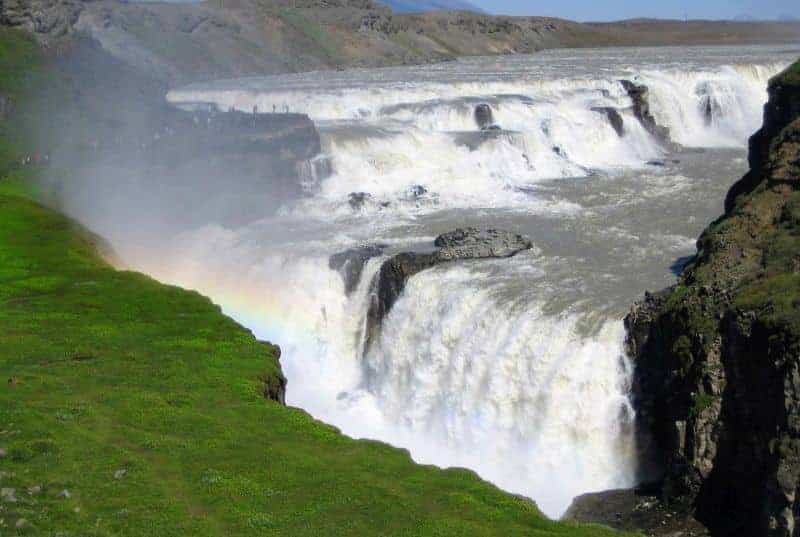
0 29 629 537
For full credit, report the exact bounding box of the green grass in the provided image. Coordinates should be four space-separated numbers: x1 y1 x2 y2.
0 26 632 537
689 393 717 420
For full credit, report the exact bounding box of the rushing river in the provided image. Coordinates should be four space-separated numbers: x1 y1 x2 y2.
99 45 800 517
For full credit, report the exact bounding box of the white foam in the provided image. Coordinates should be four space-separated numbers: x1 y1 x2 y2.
169 60 782 219
642 63 779 147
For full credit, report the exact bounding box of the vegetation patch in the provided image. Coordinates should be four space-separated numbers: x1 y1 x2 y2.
689 393 717 420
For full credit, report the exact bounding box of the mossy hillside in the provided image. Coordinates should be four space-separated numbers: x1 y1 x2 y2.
656 54 800 368
0 29 633 537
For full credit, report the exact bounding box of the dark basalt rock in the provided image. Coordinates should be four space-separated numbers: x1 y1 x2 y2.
474 103 500 130
348 192 372 210
620 79 673 146
407 185 428 199
696 82 723 127
701 96 721 126
565 485 711 537
434 228 533 259
592 106 625 137
647 159 681 167
329 244 387 295
364 228 531 351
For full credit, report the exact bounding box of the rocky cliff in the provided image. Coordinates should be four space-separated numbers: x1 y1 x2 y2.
621 61 800 536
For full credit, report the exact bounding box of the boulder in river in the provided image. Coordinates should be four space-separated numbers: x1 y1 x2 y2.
407 185 428 199
329 244 387 295
619 80 672 146
348 192 372 211
474 103 497 130
696 82 722 127
364 228 532 351
434 228 533 259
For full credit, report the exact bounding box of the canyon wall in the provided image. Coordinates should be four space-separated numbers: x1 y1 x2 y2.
627 60 800 537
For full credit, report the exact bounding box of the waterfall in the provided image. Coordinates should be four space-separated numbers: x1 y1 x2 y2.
88 46 795 519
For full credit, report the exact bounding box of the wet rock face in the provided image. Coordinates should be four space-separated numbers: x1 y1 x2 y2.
620 79 672 145
364 228 531 351
592 106 625 137
474 103 496 130
696 82 722 127
329 245 387 295
627 297 800 537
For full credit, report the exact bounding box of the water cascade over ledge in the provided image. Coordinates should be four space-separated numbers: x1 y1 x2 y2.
64 45 799 518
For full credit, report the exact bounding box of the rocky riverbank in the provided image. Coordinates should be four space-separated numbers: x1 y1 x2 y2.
569 60 800 537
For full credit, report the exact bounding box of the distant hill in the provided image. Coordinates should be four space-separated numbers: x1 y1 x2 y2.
4 0 800 85
379 0 485 13
732 13 799 22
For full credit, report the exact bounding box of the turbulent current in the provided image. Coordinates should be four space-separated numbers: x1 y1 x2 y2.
104 45 799 517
